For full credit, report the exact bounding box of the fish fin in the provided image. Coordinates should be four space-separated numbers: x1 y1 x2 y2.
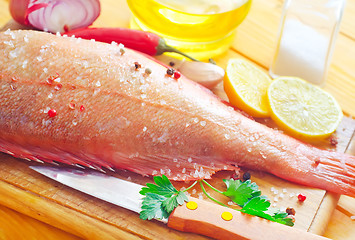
314 150 355 197
110 154 238 181
272 146 355 198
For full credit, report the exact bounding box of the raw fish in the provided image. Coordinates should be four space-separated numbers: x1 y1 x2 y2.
0 30 354 197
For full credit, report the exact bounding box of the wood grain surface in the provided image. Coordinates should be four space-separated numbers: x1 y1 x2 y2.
0 0 354 239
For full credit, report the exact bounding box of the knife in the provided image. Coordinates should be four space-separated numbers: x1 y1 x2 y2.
30 166 329 240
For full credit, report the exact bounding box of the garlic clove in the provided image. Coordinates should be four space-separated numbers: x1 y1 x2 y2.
155 55 225 89
178 61 225 89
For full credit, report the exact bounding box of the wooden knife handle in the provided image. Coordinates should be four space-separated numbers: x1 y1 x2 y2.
167 197 329 240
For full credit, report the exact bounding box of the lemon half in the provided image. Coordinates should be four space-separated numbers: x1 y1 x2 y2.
224 59 272 117
267 76 343 141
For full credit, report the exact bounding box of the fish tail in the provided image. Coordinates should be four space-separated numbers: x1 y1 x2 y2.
314 150 355 197
271 146 355 197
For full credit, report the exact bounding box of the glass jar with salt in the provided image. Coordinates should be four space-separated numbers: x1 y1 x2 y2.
269 0 345 86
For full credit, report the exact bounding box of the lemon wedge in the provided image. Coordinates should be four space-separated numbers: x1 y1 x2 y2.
224 59 272 117
267 76 343 141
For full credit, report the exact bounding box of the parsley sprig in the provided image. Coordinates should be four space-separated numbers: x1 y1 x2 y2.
139 175 192 220
139 175 294 226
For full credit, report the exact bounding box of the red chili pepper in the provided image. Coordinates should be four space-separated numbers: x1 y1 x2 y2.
64 27 198 61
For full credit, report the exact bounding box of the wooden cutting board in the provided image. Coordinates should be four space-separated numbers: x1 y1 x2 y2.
0 1 354 239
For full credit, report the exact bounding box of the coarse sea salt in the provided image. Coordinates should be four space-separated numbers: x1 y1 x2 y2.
22 60 28 69
4 29 11 35
82 61 89 68
9 51 17 58
43 107 50 113
4 40 14 47
10 32 16 40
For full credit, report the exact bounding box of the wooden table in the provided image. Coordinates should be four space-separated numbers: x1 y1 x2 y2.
0 0 354 239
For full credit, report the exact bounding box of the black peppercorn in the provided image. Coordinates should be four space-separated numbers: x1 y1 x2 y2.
242 172 251 181
134 62 141 70
166 68 175 76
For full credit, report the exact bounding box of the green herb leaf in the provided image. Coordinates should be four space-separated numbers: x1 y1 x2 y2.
240 196 270 214
240 196 294 226
140 175 178 198
140 175 293 226
270 211 294 226
222 179 261 207
162 191 189 213
139 192 169 220
139 175 188 220
222 179 293 226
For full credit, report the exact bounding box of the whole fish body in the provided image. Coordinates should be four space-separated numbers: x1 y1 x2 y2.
0 30 354 197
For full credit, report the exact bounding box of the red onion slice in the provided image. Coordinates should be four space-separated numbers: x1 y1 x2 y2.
10 0 101 33
9 0 30 25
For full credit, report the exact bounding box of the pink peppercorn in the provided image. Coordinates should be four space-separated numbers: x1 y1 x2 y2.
297 194 306 202
173 71 181 80
48 109 57 117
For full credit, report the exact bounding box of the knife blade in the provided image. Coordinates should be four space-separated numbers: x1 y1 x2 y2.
30 166 144 216
30 166 330 240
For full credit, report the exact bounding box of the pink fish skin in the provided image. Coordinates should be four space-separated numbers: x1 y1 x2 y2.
0 30 354 197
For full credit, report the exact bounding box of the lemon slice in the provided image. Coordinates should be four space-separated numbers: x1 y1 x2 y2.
267 76 343 141
224 59 272 117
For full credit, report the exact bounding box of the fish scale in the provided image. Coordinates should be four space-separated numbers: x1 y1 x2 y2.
0 30 354 197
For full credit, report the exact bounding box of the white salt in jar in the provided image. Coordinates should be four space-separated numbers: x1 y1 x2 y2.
269 0 345 86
